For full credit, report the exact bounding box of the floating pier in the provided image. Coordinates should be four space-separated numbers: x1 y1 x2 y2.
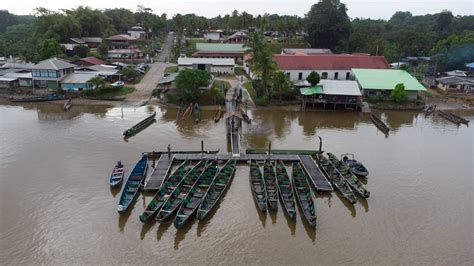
299 155 333 191
143 154 174 190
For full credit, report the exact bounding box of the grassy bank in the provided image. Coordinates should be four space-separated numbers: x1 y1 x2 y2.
84 86 135 98
165 66 179 73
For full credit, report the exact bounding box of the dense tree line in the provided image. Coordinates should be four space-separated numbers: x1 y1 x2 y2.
1 1 473 69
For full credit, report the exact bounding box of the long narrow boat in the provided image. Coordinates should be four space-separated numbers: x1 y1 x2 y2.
341 154 369 178
249 160 267 212
328 153 370 198
63 98 72 111
123 112 156 137
448 112 469 125
318 154 357 204
10 94 70 102
155 160 207 222
117 155 148 213
173 160 219 228
197 160 237 220
263 160 278 211
371 113 390 134
110 161 124 187
291 162 317 228
139 161 191 222
275 160 297 219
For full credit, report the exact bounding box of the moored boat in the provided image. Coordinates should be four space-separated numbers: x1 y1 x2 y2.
110 161 124 187
10 93 70 102
173 160 219 228
123 112 156 137
139 161 191 222
117 155 148 213
63 98 72 111
275 160 297 219
328 153 370 198
291 162 317 228
155 160 207 222
193 103 201 123
341 154 369 177
318 154 357 204
197 160 237 220
263 160 278 211
249 160 267 212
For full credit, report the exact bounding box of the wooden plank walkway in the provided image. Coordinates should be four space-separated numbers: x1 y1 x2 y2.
299 155 333 192
173 153 301 161
143 155 174 191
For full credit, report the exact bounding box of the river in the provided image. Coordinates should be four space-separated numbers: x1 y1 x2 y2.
0 103 472 264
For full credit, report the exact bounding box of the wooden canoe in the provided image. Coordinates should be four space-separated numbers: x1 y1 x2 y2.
292 162 317 228
109 161 124 188
155 160 207 222
117 155 148 213
341 154 369 177
173 160 219 228
263 160 278 211
249 160 267 212
319 154 357 204
63 98 72 111
275 160 297 220
197 160 237 220
139 161 191 222
328 153 370 198
123 112 156 137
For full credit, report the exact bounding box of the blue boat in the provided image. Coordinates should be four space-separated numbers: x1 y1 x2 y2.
110 161 124 187
117 155 148 213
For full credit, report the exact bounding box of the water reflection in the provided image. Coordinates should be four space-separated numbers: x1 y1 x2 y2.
156 222 172 241
296 206 317 242
334 192 357 218
140 220 155 240
269 209 277 224
358 196 369 213
381 111 421 131
109 187 120 197
283 210 296 236
118 211 131 232
174 221 193 250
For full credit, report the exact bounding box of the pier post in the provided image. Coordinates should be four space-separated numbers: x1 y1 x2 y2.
268 141 272 156
318 136 322 154
152 151 156 167
201 140 204 155
167 144 171 159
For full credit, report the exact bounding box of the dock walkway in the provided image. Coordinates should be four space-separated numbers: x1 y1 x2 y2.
143 155 174 190
173 153 300 161
299 155 333 191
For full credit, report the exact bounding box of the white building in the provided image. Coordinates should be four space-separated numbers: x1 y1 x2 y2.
205 30 223 41
127 25 146 40
177 57 235 74
273 54 389 86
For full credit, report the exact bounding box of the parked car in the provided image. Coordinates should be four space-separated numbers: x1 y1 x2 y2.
111 81 125 88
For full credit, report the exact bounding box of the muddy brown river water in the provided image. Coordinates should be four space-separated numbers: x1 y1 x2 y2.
0 103 472 264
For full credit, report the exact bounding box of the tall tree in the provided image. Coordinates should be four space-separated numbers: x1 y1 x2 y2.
305 0 351 51
38 38 64 60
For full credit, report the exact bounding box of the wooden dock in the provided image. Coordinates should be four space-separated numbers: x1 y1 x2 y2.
173 153 301 161
299 155 333 192
143 155 174 190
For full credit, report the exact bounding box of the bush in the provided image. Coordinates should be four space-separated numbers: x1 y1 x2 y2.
199 88 226 105
165 93 181 104
306 71 320 86
390 83 408 103
234 67 246 76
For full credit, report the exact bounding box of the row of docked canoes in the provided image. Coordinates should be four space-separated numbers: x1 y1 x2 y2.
138 159 237 229
249 160 317 228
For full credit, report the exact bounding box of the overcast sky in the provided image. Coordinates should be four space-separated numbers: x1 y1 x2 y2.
4 0 473 19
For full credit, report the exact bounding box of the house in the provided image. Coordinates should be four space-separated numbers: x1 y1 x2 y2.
281 48 332 55
193 43 247 62
444 70 467 77
73 57 107 67
74 65 120 81
70 37 102 48
127 25 146 40
352 69 426 101
0 77 18 88
60 72 99 91
31 58 76 89
300 80 362 110
228 32 249 43
466 63 474 76
3 71 32 87
435 76 474 93
177 57 235 74
274 54 389 85
205 29 223 41
106 34 143 62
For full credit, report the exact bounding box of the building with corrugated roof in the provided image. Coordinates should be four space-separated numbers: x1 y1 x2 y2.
178 57 235 74
31 58 76 89
193 43 247 62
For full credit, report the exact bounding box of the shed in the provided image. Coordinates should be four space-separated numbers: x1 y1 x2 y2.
300 80 361 110
178 57 235 74
60 73 99 91
352 68 426 101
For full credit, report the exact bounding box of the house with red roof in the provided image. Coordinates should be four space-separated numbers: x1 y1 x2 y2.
274 54 389 86
106 34 144 62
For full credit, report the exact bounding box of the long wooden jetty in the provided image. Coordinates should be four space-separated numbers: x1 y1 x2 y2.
299 155 333 191
143 155 174 190
370 113 390 134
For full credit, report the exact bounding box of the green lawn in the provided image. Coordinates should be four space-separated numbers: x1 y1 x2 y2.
165 66 179 73
95 86 135 98
243 81 256 100
213 80 231 91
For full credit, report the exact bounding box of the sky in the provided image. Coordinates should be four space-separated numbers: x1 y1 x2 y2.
4 0 473 19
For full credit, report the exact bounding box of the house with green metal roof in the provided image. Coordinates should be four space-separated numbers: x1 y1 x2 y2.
299 80 362 110
352 69 426 101
193 43 247 62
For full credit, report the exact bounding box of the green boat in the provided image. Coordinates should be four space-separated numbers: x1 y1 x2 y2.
319 154 357 204
197 160 237 220
155 160 207 222
275 160 297 220
249 160 267 212
123 112 156 137
263 160 278 211
139 161 191 222
291 162 317 228
327 153 370 198
174 160 219 228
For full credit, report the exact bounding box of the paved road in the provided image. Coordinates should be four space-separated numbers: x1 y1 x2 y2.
157 32 175 63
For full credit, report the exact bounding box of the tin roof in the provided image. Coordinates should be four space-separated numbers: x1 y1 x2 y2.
352 69 426 91
275 54 389 70
178 57 235 66
33 58 76 70
196 43 247 52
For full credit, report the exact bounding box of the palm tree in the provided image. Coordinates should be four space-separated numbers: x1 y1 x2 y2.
244 33 275 97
